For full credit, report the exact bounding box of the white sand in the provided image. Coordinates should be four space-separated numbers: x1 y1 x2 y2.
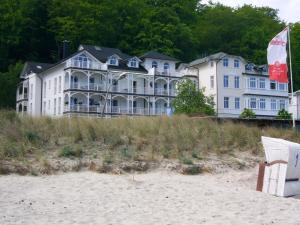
0 168 300 225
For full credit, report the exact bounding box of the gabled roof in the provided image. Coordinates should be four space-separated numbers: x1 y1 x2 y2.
189 52 246 67
20 61 53 78
79 45 131 62
140 51 179 62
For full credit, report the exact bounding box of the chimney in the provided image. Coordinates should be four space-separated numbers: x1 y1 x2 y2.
62 40 70 59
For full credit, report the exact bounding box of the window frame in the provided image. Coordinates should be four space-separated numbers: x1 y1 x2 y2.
224 97 229 109
223 75 229 88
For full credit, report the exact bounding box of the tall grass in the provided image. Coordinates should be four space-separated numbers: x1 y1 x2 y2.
1 110 300 166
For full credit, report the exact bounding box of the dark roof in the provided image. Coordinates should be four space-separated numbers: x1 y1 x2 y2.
79 45 132 62
140 51 179 62
20 61 53 77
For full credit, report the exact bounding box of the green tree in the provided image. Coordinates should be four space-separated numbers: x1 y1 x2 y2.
239 108 256 119
0 62 23 108
276 109 292 120
172 79 215 115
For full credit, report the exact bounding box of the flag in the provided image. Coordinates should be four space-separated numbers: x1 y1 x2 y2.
267 28 288 83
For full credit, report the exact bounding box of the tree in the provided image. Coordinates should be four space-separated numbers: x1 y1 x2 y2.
239 108 256 119
172 79 215 115
276 109 292 120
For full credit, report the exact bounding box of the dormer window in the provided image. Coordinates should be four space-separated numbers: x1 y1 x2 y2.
128 58 138 68
109 56 118 65
152 61 158 68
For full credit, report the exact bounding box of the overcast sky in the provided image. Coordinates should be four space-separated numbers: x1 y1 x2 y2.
202 0 299 23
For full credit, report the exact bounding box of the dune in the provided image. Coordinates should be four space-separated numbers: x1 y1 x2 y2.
1 168 300 225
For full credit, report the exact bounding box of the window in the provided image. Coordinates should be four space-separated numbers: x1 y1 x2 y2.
58 76 62 93
235 97 240 109
223 75 229 88
44 82 46 98
259 98 266 110
270 81 276 90
279 83 285 91
30 84 33 99
279 100 285 109
129 58 138 68
43 101 46 115
54 78 57 94
152 61 157 68
74 54 90 68
223 58 228 67
224 97 229 109
113 100 118 107
271 99 277 110
90 77 95 84
234 59 239 68
210 61 214 67
109 56 117 65
234 76 239 88
259 78 265 89
250 98 256 109
54 98 56 115
249 77 256 89
210 76 214 89
163 63 169 73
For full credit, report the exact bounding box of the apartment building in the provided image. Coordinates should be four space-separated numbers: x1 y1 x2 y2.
179 52 289 118
16 45 197 117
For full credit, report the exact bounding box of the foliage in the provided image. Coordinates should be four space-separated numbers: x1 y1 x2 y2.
0 1 298 108
276 109 292 120
172 79 215 115
239 108 256 119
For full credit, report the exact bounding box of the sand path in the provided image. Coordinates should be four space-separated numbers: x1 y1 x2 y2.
0 169 300 225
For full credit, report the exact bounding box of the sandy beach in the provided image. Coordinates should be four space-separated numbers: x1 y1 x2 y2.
1 168 300 225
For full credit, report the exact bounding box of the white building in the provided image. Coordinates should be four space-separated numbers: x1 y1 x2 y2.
16 45 197 117
179 52 289 118
289 91 300 120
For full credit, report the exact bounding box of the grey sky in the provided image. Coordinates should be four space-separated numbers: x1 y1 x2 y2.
202 0 299 23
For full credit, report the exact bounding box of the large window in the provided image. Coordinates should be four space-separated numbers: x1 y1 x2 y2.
74 54 90 68
224 97 229 109
279 100 285 109
223 58 228 67
210 76 214 89
54 78 57 95
58 76 61 93
259 98 266 110
235 97 240 109
271 99 277 110
234 76 239 88
250 98 256 109
279 83 285 91
259 78 265 89
152 61 158 68
234 59 239 68
223 75 229 88
270 81 276 90
249 77 256 89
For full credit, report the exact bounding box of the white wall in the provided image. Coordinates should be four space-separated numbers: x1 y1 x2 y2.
27 74 42 116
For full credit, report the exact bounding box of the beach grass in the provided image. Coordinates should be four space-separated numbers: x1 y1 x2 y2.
1 110 300 174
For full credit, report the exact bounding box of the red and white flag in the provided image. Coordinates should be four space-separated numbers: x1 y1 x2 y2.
267 28 288 83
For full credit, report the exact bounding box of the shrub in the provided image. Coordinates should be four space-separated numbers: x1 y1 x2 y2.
276 109 292 120
58 146 82 158
240 108 256 119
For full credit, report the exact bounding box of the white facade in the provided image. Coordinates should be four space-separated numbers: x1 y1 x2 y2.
16 46 197 117
183 53 289 118
289 91 300 120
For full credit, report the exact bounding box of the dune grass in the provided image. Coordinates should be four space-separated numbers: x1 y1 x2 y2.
0 110 300 174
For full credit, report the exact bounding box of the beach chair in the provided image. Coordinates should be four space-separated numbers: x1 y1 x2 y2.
256 136 300 197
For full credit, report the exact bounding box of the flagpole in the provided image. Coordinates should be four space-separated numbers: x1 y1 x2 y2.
288 24 295 128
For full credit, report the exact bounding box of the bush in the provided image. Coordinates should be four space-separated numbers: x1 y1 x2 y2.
276 109 292 120
58 146 82 158
240 108 256 119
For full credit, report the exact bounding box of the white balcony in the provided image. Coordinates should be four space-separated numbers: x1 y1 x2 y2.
66 59 107 70
244 88 288 97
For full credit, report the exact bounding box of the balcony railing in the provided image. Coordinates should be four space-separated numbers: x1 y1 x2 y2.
65 104 166 116
17 93 28 101
66 59 107 70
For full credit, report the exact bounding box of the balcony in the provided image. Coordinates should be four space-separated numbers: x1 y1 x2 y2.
65 104 167 116
17 92 28 101
66 59 107 71
244 87 288 97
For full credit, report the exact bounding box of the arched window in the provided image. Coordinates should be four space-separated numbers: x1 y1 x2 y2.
152 61 158 68
74 54 90 68
163 63 169 74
